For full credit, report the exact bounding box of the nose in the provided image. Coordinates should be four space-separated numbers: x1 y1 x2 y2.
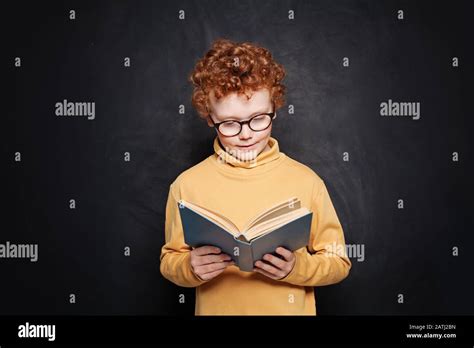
239 123 253 140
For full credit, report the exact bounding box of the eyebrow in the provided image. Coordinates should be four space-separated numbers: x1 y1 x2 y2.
219 108 269 121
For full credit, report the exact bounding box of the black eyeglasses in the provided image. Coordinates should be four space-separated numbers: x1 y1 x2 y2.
208 102 276 137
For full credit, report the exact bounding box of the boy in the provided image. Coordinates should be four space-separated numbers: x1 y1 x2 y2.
160 38 351 315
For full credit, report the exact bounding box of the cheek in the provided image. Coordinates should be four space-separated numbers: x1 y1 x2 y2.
258 126 272 140
217 135 232 149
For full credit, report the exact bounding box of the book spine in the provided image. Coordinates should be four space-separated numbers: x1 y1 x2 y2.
234 239 254 272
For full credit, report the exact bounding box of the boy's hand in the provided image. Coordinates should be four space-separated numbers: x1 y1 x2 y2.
190 246 235 281
253 247 296 280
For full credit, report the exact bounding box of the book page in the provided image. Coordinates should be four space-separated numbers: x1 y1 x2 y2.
250 199 301 228
242 197 300 231
180 200 240 236
243 207 310 241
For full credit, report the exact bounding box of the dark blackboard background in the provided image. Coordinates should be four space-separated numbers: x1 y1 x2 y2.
3 0 473 315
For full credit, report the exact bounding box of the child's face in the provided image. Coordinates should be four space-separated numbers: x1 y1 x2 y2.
207 88 274 161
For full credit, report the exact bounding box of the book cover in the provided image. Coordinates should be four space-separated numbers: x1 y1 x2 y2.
177 200 313 272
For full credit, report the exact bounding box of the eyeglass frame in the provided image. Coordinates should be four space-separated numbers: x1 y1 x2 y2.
207 101 277 137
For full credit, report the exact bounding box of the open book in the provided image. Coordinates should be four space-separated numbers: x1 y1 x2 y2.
177 197 313 272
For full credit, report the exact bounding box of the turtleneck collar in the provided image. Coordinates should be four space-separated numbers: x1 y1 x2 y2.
212 136 283 169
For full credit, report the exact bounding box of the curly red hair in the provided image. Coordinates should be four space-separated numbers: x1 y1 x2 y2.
189 38 286 119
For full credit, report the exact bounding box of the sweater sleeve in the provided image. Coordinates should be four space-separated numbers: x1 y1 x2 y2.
159 183 208 287
276 179 352 286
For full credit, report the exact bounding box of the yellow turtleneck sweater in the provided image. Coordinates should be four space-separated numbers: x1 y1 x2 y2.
160 136 351 315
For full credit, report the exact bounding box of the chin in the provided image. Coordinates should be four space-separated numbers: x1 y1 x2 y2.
219 135 270 161
233 143 265 161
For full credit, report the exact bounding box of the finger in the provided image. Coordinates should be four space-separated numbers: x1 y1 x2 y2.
194 245 221 256
199 253 232 266
262 253 286 269
253 267 281 280
198 260 234 275
254 260 285 278
200 268 226 281
275 247 294 262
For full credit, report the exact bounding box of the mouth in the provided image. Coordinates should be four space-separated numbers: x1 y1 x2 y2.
236 142 257 148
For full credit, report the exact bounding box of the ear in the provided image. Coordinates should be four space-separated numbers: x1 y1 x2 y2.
206 117 214 127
